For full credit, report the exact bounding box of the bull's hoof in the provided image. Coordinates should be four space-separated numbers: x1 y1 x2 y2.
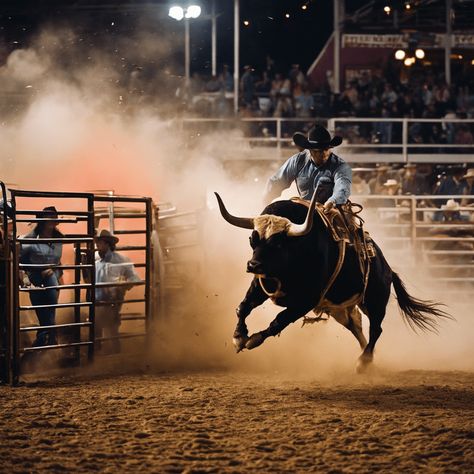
245 333 265 350
232 336 249 353
356 354 373 374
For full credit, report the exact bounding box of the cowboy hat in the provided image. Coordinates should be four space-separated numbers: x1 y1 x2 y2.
293 124 342 150
95 229 119 244
35 206 59 220
441 199 460 211
383 179 399 187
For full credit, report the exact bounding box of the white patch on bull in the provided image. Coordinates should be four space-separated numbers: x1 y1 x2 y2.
254 214 291 240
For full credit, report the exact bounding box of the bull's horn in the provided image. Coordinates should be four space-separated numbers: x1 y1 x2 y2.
287 190 318 237
214 192 255 229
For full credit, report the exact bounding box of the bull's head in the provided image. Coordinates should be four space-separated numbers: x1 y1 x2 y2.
214 191 318 278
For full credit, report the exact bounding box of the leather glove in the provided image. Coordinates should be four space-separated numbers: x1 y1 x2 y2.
323 200 335 213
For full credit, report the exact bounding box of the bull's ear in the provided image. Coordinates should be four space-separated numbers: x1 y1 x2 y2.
249 230 260 249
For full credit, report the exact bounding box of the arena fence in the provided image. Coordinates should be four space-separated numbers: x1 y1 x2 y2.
180 117 474 163
0 184 156 385
357 194 474 293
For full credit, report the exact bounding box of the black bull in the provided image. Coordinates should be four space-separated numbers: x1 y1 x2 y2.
215 192 450 371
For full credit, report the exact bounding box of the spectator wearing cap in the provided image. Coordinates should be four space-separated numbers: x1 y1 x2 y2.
263 124 351 213
19 206 64 348
85 229 140 354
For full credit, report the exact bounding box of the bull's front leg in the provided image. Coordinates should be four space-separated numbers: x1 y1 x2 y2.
245 304 314 350
234 277 268 352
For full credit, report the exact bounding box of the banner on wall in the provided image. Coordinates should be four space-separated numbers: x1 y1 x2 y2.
342 34 474 49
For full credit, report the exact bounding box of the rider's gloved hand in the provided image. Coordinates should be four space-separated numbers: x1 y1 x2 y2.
323 200 335 213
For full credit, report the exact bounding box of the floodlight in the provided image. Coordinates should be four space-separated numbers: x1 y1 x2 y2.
395 49 406 60
185 5 201 19
169 6 184 21
415 48 425 59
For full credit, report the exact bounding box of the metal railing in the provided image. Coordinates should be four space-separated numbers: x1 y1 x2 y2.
357 194 474 289
0 185 156 385
180 117 474 163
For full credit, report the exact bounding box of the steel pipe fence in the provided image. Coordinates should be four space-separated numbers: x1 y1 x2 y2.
0 185 156 385
356 194 474 289
180 117 474 163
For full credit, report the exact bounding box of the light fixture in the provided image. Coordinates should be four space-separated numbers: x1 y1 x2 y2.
243 20 249 26
404 57 415 66
302 4 308 10
415 48 425 59
395 49 406 60
168 6 184 21
384 5 391 14
285 13 290 18
185 5 201 19
405 2 411 9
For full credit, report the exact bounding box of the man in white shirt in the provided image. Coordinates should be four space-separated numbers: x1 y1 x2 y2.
92 229 141 353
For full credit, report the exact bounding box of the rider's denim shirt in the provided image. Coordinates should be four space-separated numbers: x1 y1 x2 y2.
264 150 352 205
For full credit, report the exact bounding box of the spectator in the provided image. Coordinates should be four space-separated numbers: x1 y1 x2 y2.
454 124 474 153
241 65 255 108
461 168 474 206
220 64 233 93
400 164 431 195
86 229 141 354
369 165 392 194
294 86 314 118
20 206 64 348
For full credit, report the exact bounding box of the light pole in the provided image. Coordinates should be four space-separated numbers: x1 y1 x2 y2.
234 0 239 115
168 4 202 84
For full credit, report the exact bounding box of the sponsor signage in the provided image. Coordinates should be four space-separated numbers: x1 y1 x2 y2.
343 34 474 49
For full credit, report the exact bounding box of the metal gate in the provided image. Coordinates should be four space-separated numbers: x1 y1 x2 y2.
0 183 155 385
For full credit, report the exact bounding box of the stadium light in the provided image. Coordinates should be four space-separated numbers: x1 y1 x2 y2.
168 5 201 21
169 6 184 21
168 4 202 84
185 5 202 19
395 49 406 60
415 48 425 59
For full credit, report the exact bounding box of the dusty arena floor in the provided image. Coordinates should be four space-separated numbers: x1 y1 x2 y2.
1 369 473 473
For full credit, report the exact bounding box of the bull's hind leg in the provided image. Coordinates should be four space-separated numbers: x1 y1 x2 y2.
357 284 391 372
331 305 367 350
234 278 268 352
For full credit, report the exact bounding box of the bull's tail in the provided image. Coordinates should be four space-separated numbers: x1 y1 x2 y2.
392 272 451 333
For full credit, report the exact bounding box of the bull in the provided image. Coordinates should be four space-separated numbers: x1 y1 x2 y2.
215 191 449 372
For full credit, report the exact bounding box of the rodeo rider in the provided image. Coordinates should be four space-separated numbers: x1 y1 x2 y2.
263 124 352 212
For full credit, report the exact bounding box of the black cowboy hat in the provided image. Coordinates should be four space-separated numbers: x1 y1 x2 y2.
95 229 119 244
293 124 342 150
35 206 59 220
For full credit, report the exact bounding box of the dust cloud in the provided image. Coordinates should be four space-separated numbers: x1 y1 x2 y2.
2 24 472 382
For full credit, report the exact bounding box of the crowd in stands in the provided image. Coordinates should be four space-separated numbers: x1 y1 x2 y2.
352 162 474 221
184 62 474 147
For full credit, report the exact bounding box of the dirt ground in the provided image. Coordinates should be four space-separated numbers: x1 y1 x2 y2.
1 369 473 473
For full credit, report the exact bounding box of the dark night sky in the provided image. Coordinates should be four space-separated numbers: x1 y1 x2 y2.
0 0 370 77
